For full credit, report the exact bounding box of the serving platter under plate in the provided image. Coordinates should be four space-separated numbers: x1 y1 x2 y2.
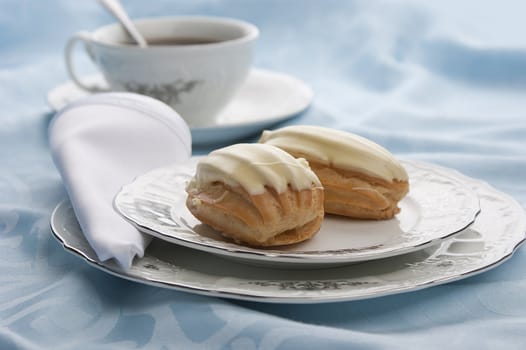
51 168 526 303
113 159 480 267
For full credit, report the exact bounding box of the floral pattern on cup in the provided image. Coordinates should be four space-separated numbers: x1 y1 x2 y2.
124 80 203 105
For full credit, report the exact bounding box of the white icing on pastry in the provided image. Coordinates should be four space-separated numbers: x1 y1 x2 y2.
259 125 408 182
189 143 321 195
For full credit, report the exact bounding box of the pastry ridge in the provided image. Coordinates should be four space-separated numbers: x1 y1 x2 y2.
186 182 324 246
259 126 409 220
185 143 324 246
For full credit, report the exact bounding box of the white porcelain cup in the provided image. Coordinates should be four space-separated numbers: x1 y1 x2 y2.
65 16 259 127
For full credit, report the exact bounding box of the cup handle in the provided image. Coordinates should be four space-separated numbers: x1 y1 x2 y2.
64 31 109 93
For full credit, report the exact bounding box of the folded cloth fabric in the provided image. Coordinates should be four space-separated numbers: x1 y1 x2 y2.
49 92 191 269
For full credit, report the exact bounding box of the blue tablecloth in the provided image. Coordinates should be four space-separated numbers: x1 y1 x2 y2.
2 0 526 348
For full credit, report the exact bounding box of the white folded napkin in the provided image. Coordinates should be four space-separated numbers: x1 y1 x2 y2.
49 92 191 269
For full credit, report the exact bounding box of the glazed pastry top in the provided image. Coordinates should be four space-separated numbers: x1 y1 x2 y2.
188 143 321 195
259 125 408 182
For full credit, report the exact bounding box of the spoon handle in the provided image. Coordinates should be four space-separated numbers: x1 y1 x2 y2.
98 0 148 48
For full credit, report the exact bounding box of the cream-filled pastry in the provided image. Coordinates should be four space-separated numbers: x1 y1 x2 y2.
185 143 324 247
259 125 409 219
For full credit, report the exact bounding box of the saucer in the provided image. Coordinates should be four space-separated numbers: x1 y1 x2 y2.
47 69 314 145
113 159 480 268
51 168 526 303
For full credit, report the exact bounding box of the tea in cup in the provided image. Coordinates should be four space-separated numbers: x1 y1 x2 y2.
65 16 259 127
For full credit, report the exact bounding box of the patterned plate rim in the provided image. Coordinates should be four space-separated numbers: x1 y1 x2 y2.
113 159 481 265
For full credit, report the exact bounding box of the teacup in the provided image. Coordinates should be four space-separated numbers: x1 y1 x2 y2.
65 16 259 127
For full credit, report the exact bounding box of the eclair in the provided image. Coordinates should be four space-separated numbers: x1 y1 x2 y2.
185 143 324 247
259 125 409 220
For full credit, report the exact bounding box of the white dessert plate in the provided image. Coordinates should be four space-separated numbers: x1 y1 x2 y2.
51 169 526 303
47 69 313 145
113 159 480 267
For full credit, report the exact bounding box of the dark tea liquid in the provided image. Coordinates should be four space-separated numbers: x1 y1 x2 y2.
122 37 222 46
